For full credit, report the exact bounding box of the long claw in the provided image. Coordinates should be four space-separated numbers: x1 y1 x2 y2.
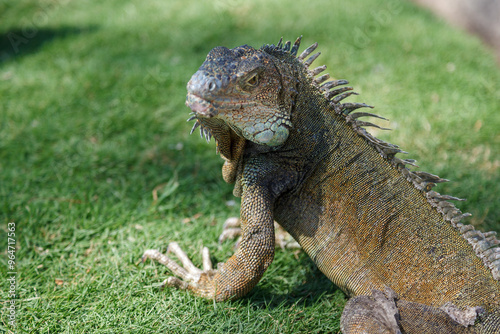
223 217 240 228
162 276 189 290
167 242 203 276
202 247 212 271
218 228 242 243
142 249 192 279
219 217 243 243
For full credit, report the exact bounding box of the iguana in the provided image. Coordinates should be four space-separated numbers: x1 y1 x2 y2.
143 37 500 333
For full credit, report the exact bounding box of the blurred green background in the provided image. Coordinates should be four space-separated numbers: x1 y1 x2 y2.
1 0 499 332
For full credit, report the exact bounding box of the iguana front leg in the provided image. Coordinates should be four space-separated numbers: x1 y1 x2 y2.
143 182 276 301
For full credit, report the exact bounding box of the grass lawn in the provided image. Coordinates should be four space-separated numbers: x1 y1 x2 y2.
1 0 499 333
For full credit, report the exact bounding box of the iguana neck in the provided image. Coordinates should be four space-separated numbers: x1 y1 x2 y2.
276 78 349 168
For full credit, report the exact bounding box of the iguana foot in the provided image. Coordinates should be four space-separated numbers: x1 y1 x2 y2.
340 288 402 334
218 217 242 245
142 242 217 297
218 217 300 250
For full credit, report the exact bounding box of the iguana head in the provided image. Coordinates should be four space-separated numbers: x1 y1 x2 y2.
185 37 360 160
186 43 296 151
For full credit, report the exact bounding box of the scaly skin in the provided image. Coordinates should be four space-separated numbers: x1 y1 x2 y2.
143 37 500 333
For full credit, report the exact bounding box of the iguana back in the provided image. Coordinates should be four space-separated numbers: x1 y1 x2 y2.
263 63 500 331
276 98 499 307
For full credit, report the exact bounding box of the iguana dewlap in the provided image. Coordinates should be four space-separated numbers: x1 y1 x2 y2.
143 37 500 333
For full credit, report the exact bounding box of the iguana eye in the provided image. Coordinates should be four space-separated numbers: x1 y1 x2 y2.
246 73 259 87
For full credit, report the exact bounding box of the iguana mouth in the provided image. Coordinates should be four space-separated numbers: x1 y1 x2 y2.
185 93 217 118
186 92 258 118
185 93 246 149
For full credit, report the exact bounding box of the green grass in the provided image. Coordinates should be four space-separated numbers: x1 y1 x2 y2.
1 0 499 332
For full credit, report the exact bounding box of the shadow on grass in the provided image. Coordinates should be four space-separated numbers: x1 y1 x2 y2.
0 26 98 65
246 252 343 309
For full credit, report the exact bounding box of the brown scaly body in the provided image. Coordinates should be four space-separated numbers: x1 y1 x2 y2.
143 37 500 333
